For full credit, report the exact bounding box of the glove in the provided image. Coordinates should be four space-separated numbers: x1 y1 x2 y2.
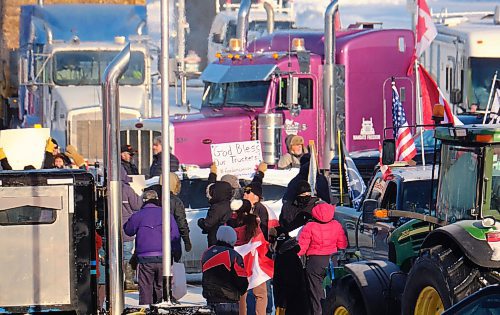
184 241 192 252
257 162 268 173
210 162 217 174
45 137 55 153
0 148 6 160
276 307 286 315
65 145 85 167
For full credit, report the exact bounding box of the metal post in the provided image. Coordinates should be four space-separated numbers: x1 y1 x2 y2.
322 0 339 169
160 0 172 303
177 0 188 107
102 43 131 315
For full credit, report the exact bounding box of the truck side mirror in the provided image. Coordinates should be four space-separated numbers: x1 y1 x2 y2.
213 33 223 44
382 139 395 165
286 76 299 107
362 199 378 224
450 88 462 105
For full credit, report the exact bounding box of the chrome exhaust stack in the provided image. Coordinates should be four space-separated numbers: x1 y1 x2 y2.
237 0 251 50
322 0 339 169
101 43 131 315
264 1 275 34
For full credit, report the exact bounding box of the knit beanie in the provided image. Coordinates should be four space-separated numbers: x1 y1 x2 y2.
221 174 241 189
244 182 263 198
216 226 237 246
296 180 312 196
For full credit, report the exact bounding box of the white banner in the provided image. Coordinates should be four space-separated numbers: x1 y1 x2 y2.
210 140 262 178
0 128 50 170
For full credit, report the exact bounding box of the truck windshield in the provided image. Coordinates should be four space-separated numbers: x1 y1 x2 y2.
469 57 500 110
401 180 435 213
53 51 145 86
436 144 479 223
489 147 500 213
202 81 270 108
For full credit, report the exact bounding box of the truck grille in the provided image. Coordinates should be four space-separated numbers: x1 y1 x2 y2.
120 129 161 175
69 111 138 163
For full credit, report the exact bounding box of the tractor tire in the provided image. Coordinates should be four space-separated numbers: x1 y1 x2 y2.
322 275 366 315
401 244 483 315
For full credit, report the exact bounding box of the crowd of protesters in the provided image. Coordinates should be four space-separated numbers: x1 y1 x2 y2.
0 133 347 314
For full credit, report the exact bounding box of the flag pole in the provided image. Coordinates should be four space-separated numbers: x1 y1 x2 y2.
413 0 426 166
337 130 343 206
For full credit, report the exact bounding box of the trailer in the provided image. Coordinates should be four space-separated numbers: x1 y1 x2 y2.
422 6 500 115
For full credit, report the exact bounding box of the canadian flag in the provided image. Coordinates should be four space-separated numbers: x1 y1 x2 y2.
418 64 462 126
234 232 274 290
415 0 437 58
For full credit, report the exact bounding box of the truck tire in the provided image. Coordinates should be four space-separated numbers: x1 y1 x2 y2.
401 244 483 315
323 275 366 315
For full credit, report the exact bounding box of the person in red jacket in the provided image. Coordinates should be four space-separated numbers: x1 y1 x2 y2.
297 202 347 315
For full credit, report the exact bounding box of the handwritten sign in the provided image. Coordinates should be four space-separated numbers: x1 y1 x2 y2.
210 140 262 178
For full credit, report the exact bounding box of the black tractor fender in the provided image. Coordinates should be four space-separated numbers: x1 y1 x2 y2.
421 224 500 269
344 260 407 315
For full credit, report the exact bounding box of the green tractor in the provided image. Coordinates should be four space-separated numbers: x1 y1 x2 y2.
325 124 500 315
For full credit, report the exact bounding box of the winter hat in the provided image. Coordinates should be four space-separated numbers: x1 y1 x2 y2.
244 182 262 198
221 174 241 189
143 190 159 201
290 135 304 146
231 199 252 213
216 226 237 246
296 180 312 196
230 199 243 211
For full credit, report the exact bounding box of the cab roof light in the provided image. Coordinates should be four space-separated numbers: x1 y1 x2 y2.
432 103 445 124
291 38 306 51
234 54 241 60
272 52 280 60
229 38 242 52
227 53 234 59
374 209 388 219
215 52 223 59
476 134 493 143
246 53 253 60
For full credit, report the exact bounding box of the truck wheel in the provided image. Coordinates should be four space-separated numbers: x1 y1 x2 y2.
323 275 366 315
401 245 482 315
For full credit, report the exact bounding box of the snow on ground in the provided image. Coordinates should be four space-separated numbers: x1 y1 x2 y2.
125 284 205 308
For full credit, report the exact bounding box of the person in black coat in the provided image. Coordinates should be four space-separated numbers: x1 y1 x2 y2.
279 180 325 233
149 136 180 176
282 153 331 204
270 228 309 315
197 181 233 246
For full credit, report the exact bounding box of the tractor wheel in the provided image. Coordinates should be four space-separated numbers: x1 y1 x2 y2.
323 275 366 315
401 244 483 315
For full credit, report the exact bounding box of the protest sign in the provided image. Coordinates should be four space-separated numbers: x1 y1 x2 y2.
210 140 262 178
0 128 50 170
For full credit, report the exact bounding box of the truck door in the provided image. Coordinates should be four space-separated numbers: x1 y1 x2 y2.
275 75 317 154
0 185 72 308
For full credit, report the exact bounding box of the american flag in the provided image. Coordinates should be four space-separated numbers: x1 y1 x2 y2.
392 82 417 162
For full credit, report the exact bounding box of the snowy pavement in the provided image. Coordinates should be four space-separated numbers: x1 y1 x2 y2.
125 284 206 308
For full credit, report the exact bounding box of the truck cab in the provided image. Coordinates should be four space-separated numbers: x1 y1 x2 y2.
335 165 437 261
17 4 152 161
422 7 500 114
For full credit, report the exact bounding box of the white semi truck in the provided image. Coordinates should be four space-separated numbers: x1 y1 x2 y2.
422 6 500 114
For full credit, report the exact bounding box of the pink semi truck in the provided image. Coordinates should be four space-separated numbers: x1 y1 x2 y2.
121 0 416 174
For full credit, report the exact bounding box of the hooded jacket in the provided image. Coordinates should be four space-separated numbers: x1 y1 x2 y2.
123 202 181 259
121 166 143 242
282 154 331 204
297 203 347 256
197 181 233 246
